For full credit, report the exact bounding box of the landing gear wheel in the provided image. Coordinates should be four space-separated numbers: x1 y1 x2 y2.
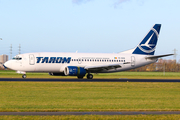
87 74 93 79
77 76 84 79
22 74 27 79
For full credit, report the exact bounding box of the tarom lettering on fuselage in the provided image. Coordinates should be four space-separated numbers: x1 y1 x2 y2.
36 57 71 63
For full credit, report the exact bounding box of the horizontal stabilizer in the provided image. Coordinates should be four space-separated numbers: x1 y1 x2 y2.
145 54 174 59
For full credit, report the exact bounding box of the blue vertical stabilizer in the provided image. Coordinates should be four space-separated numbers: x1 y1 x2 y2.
132 24 161 55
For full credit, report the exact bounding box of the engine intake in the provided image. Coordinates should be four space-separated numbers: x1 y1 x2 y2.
64 66 86 76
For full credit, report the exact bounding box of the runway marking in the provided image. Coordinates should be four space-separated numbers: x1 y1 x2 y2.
0 78 180 82
1 111 180 115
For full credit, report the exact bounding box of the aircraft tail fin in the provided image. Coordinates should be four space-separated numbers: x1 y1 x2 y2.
132 24 161 55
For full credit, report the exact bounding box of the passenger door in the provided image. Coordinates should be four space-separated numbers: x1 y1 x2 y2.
131 56 135 67
29 54 35 65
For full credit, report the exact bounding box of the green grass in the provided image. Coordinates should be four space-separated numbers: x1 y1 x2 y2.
0 70 180 79
1 80 180 119
0 82 180 112
1 115 180 120
94 72 180 79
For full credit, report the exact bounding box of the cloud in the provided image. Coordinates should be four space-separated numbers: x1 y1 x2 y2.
72 0 145 7
72 0 92 5
137 0 145 6
114 0 131 8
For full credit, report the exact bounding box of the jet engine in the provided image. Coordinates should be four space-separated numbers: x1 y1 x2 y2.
64 66 86 77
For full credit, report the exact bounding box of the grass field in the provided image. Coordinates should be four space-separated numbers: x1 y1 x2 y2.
1 71 180 119
1 115 180 120
1 70 180 79
0 82 180 112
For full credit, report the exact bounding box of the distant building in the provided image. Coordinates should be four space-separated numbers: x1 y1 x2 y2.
0 54 8 64
0 54 8 69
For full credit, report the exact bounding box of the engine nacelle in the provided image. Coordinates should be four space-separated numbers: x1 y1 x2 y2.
64 66 86 76
49 72 65 76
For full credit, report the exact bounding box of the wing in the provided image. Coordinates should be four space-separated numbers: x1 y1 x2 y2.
84 62 130 72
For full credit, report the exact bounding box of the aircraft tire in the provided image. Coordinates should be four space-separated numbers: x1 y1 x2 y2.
87 74 93 79
77 76 84 79
22 74 27 79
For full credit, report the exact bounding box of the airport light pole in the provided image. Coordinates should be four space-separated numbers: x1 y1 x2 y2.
10 44 12 60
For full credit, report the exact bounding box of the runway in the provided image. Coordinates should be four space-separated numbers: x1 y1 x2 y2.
1 111 180 115
0 78 180 82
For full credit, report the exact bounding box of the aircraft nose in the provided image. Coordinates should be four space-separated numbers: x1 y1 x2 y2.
4 61 12 69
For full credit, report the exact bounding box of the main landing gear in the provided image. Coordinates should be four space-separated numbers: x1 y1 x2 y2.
77 74 93 79
87 74 93 79
22 74 27 79
77 76 84 79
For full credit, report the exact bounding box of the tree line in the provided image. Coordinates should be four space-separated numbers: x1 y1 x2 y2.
130 59 180 72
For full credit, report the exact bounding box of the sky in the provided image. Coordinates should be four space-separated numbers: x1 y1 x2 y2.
0 0 179 60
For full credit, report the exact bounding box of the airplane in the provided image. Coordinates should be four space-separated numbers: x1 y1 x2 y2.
4 24 173 79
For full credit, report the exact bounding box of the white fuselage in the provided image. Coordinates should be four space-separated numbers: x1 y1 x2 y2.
5 52 157 73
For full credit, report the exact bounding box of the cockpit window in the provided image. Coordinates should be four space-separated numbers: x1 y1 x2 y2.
12 57 22 60
12 56 22 60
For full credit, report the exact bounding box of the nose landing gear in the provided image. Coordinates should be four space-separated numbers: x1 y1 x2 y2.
22 74 27 79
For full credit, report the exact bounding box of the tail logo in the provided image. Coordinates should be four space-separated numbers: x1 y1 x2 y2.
137 28 159 53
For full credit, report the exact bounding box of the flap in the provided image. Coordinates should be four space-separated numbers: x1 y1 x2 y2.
84 62 130 72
